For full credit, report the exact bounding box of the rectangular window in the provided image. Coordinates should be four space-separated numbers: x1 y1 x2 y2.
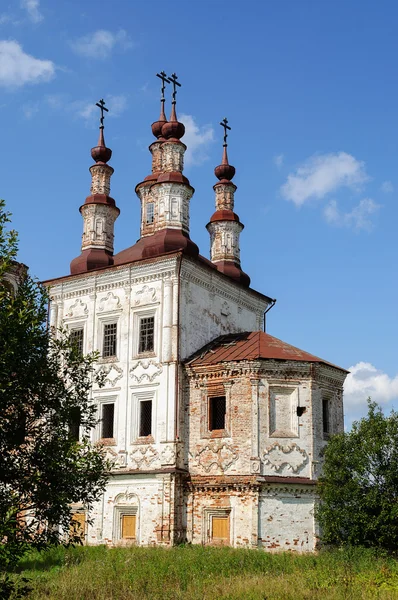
211 516 229 543
101 403 115 439
139 400 152 437
70 328 84 355
138 316 154 353
322 398 330 434
209 396 226 431
103 323 117 357
69 407 81 442
146 202 154 224
121 514 136 539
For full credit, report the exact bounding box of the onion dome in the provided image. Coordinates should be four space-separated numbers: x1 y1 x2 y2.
91 127 112 164
151 103 167 139
161 103 185 140
214 145 236 182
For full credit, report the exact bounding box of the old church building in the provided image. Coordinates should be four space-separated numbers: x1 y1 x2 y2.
44 74 347 551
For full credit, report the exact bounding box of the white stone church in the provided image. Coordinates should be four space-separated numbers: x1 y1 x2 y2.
44 76 347 551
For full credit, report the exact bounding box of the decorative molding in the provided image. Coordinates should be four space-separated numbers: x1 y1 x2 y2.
196 443 238 473
97 291 122 312
130 445 159 469
98 364 124 387
221 301 231 317
130 360 163 383
160 445 176 466
64 298 88 319
263 443 308 473
105 448 127 469
134 284 158 306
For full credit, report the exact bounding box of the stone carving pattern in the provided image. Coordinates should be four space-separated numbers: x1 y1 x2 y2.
104 448 127 469
135 284 157 305
221 301 231 317
98 291 122 312
99 364 123 387
65 298 88 318
130 446 159 469
160 445 176 466
263 443 308 473
196 443 238 473
130 360 163 383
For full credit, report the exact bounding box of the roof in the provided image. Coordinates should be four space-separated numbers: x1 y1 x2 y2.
185 331 348 372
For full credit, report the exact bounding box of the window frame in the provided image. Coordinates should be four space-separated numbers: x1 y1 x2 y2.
130 390 157 443
322 397 331 438
146 202 155 224
208 396 226 432
102 322 118 358
101 402 115 440
95 396 118 445
69 326 84 355
132 308 157 358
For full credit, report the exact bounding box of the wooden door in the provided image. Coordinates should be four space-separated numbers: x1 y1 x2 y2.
70 513 85 539
212 516 229 544
121 514 136 539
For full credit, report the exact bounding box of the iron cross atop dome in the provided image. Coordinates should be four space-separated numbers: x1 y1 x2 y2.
96 99 109 129
220 117 231 146
167 73 181 103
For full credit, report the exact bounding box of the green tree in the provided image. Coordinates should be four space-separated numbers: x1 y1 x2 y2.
317 399 398 551
0 200 108 596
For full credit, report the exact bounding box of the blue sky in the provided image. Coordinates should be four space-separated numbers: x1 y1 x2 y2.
1 0 397 426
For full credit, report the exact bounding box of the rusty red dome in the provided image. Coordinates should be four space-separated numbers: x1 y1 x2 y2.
91 128 112 163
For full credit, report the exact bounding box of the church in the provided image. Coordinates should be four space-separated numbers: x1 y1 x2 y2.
44 73 347 551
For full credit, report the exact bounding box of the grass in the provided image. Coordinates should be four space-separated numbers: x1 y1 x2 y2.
10 544 398 599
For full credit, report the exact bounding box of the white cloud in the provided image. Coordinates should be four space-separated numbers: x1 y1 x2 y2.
381 180 394 193
45 94 127 123
21 0 43 23
324 198 380 231
0 40 55 87
345 362 398 408
281 152 369 206
22 102 39 119
0 14 12 25
274 154 284 168
180 114 214 167
70 29 132 59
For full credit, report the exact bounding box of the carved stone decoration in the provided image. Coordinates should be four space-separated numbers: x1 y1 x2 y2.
130 360 163 383
98 364 123 387
130 446 159 469
104 448 127 469
160 445 176 466
250 457 261 474
135 284 157 306
263 443 308 473
98 291 122 312
221 301 231 317
65 298 88 318
196 443 238 473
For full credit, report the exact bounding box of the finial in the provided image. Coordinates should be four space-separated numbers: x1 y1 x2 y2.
215 117 235 182
152 72 169 139
91 99 112 163
161 72 185 140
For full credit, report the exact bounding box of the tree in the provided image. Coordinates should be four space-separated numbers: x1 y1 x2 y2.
0 200 108 595
317 400 398 551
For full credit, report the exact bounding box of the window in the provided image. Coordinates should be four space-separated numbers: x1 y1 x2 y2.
69 407 81 442
103 323 117 357
322 398 330 435
101 403 115 439
121 514 136 540
139 400 152 437
70 328 84 355
146 202 154 224
138 316 154 353
209 396 226 431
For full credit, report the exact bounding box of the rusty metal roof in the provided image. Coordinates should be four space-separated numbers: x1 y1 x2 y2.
186 331 348 372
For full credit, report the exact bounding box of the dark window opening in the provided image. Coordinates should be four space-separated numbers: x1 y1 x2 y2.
146 203 154 224
139 317 154 353
103 323 117 357
139 400 152 437
322 398 330 434
209 396 226 431
70 328 84 355
296 406 306 417
101 403 114 439
69 407 81 442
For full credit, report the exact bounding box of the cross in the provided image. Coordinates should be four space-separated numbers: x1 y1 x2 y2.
156 71 169 100
167 72 181 102
220 118 231 146
96 99 109 128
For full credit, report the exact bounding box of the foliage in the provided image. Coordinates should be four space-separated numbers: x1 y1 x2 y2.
317 399 398 551
0 200 109 597
11 545 398 599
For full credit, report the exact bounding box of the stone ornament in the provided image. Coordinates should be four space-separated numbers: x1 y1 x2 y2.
196 443 238 473
160 445 176 466
104 448 127 469
98 364 123 387
98 291 122 312
135 284 157 305
130 446 159 469
130 360 163 383
263 443 308 473
65 298 88 318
